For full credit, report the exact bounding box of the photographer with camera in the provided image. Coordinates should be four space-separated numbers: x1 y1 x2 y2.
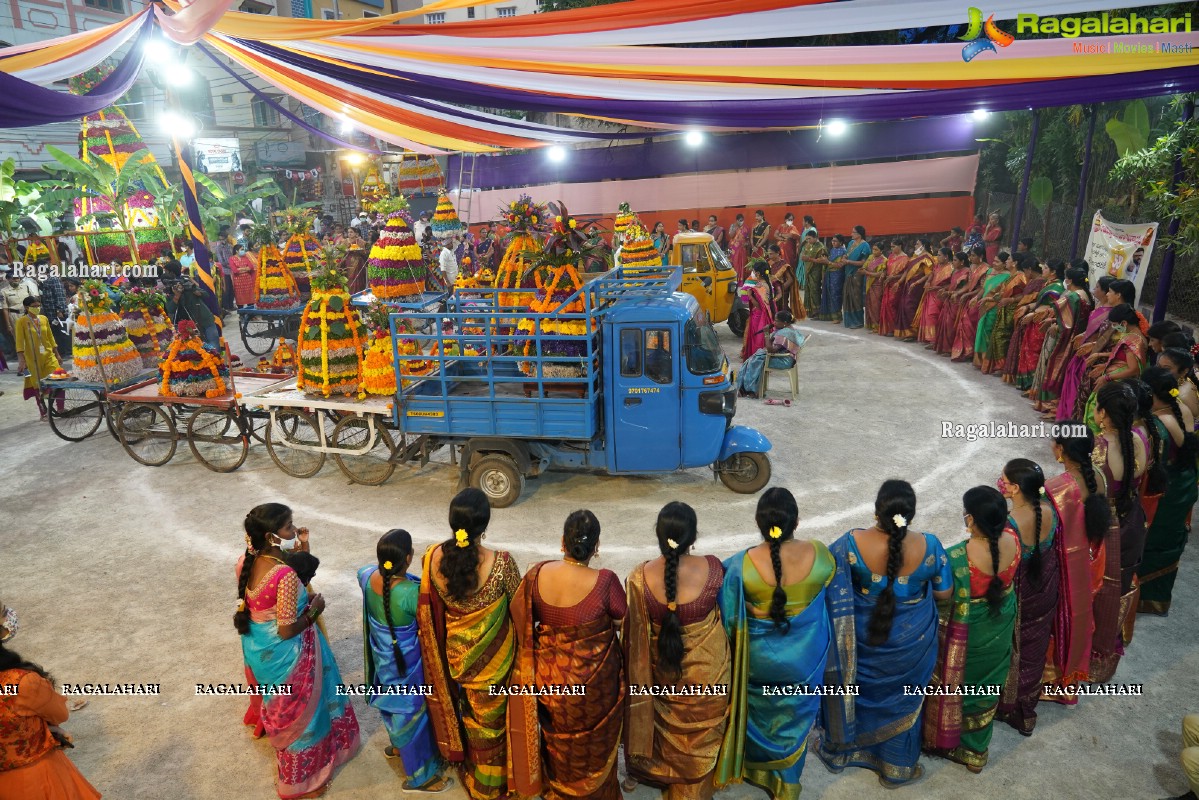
161 260 220 350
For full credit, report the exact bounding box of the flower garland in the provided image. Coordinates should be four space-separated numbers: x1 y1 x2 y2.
158 320 229 399
363 332 398 396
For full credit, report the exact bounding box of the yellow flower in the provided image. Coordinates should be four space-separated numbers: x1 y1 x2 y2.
769 526 782 539
455 528 470 548
569 219 577 229
556 216 563 223
1170 388 1181 398
383 560 393 571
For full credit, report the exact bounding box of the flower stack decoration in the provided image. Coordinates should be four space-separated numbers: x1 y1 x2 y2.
251 225 302 310
430 190 466 240
270 338 298 374
296 264 368 399
281 209 321 295
495 194 546 332
119 286 172 368
361 300 398 397
359 165 391 212
614 202 636 239
396 334 436 388
366 196 426 302
619 220 662 274
518 203 595 378
71 279 146 386
158 319 230 398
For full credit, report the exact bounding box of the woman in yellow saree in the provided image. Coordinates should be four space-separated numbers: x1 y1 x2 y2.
417 488 522 800
507 510 626 800
716 487 834 800
624 502 730 800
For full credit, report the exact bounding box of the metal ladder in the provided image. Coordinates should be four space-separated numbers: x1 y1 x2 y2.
455 153 478 226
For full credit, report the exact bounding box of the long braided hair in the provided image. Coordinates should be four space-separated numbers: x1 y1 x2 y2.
1064 265 1092 305
440 488 491 602
755 487 799 633
655 501 698 680
1096 381 1139 522
1004 459 1046 580
235 503 293 635
1054 423 1111 544
866 479 917 647
1143 366 1199 463
1160 348 1199 398
964 486 1009 613
376 529 414 674
1129 378 1168 495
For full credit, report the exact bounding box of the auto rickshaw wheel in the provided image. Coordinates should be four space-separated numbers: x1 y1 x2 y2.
727 307 748 338
469 454 524 508
717 452 771 494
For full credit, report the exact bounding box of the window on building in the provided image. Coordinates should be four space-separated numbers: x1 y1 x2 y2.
426 12 445 23
321 8 337 19
466 6 475 17
496 6 516 17
84 0 125 12
252 97 282 128
221 94 234 104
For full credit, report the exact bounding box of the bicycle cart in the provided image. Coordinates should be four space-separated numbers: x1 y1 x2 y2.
106 371 291 472
237 305 303 357
241 378 403 486
39 371 156 443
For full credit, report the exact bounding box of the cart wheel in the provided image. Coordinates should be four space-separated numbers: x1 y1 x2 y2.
241 315 274 357
104 403 120 441
469 454 524 508
45 388 104 442
245 412 271 444
717 452 771 494
331 417 396 486
117 403 178 467
727 307 748 338
266 409 326 478
187 409 248 473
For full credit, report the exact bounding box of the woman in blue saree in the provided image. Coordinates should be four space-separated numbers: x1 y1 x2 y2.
236 503 361 799
716 487 834 800
818 479 952 788
818 235 847 322
840 225 872 328
359 529 451 792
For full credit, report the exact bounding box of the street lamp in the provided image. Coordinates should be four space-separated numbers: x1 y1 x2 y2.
825 119 848 136
547 145 567 163
684 130 704 148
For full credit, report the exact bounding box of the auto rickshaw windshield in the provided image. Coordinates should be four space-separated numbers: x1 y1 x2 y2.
684 315 724 374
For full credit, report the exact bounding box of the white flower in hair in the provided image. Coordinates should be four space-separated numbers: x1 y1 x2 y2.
1039 487 1047 495
892 514 908 528
666 538 679 550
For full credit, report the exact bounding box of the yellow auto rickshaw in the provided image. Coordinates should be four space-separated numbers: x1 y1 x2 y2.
670 231 743 334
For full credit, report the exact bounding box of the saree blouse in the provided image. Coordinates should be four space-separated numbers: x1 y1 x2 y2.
534 568 627 627
365 574 419 627
968 530 1022 597
845 532 952 598
433 549 522 612
1014 506 1059 561
743 544 835 615
643 554 724 625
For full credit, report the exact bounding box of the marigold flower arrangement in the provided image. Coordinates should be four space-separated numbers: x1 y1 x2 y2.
359 165 391 212
495 197 547 332
71 280 145 386
270 338 298 374
367 197 426 302
249 225 302 310
619 220 662 274
362 300 398 396
281 208 322 293
158 319 230 399
119 286 172 368
614 202 636 238
431 190 466 240
296 265 368 399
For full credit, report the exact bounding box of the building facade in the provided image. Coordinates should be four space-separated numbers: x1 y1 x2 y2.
419 0 539 25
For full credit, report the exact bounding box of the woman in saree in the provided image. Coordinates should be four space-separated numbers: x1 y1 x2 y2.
1076 305 1148 429
1040 427 1111 705
994 460 1060 736
13 297 61 421
861 242 889 332
799 230 826 319
893 237 936 340
508 510 626 800
716 487 835 800
1055 276 1122 420
738 311 805 399
358 529 451 792
839 225 872 329
1159 348 1199 423
740 260 775 360
874 240 909 337
980 253 1032 373
964 213 985 253
229 243 258 307
916 250 966 346
982 211 1004 264
923 487 1019 774
817 480 952 788
1030 266 1094 415
417 488 522 800
775 213 799 275
767 244 802 319
1088 382 1149 683
965 251 1015 366
935 246 990 356
750 209 772 260
797 215 817 291
624 502 730 800
652 222 670 266
817 235 847 323
728 214 749 281
1137 368 1199 616
235 503 361 799
1005 259 1065 387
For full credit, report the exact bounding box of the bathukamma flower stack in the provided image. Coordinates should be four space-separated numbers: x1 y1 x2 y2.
72 280 145 385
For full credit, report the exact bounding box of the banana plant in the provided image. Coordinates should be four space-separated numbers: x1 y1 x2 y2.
194 172 283 226
0 158 55 261
141 174 187 256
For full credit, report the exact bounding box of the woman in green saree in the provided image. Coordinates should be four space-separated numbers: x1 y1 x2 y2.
717 487 835 800
924 486 1019 774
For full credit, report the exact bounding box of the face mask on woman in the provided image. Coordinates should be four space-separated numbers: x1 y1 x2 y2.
274 533 299 552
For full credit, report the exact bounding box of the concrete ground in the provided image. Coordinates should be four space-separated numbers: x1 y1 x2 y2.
1 313 1195 800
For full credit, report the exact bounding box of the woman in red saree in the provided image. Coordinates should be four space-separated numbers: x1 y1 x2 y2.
775 213 799 274
728 214 749 281
894 237 935 340
418 488 522 800
624 502 729 800
982 254 1037 375
875 240 909 337
1005 260 1065 387
508 510 626 800
1030 266 1094 414
861 242 889 332
230 244 258 307
917 250 966 346
740 261 775 361
982 211 1003 264
1040 427 1111 706
950 251 1005 362
935 246 990 356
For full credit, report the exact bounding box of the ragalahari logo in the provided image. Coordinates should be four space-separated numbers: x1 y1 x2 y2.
960 8 1015 61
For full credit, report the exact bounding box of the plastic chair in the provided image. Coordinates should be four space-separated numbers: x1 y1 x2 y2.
762 334 808 401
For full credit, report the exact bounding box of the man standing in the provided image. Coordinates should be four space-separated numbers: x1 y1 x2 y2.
351 211 368 230
704 214 727 249
438 236 459 287
2 267 35 335
38 270 71 357
162 260 220 350
413 210 431 244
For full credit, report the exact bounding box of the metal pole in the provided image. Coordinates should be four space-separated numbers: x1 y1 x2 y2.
1069 105 1097 261
1153 98 1196 323
1010 109 1040 252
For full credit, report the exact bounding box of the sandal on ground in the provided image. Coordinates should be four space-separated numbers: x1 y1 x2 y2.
403 774 454 793
763 398 791 407
621 777 639 792
384 746 401 759
879 765 924 789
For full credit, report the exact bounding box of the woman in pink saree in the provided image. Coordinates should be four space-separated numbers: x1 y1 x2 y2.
739 260 775 361
728 214 749 282
861 243 889 332
917 250 967 346
935 246 990 356
894 238 935 340
875 241 910 337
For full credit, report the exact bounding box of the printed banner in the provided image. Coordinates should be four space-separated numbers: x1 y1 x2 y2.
193 138 242 174
1084 211 1158 300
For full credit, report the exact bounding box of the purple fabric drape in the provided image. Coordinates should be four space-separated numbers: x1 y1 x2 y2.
0 14 151 128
